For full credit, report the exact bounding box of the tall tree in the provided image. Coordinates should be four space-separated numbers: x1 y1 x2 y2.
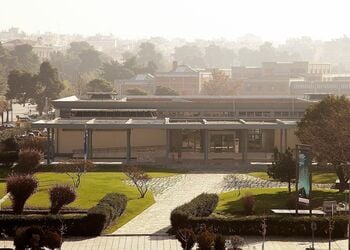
124 56 157 75
0 97 9 124
11 44 39 73
50 42 101 82
267 148 296 193
174 45 205 67
6 70 34 103
296 95 350 192
68 41 94 54
0 43 17 70
50 51 81 82
204 44 236 68
78 49 102 73
100 60 134 82
86 79 114 92
137 42 164 70
0 64 8 95
33 62 64 115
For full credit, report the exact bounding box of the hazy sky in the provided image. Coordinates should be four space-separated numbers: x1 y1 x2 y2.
1 0 350 41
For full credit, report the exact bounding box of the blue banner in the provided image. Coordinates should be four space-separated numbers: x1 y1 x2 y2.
297 145 312 204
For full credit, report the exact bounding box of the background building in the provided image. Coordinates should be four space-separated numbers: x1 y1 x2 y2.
154 62 212 95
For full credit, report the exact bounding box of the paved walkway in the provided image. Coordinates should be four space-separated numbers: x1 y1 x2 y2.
1 236 347 249
114 173 228 234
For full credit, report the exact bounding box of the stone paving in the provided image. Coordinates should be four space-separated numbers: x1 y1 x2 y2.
0 236 348 249
222 174 332 191
115 173 228 234
124 174 184 196
117 173 333 235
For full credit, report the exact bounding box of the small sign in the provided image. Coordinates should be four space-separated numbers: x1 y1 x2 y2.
298 197 310 204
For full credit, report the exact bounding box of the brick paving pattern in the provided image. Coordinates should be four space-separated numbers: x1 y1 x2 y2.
1 236 347 249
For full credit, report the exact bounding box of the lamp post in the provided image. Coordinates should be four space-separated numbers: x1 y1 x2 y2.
261 217 267 250
348 182 350 250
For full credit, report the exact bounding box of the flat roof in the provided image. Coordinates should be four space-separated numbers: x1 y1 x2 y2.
71 109 157 112
32 118 297 130
54 95 312 102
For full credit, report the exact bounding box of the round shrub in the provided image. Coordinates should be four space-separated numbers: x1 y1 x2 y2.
19 137 47 152
214 234 226 250
6 174 38 214
197 229 215 250
49 184 77 214
43 230 62 249
241 193 255 215
0 151 18 167
17 149 43 173
176 228 196 250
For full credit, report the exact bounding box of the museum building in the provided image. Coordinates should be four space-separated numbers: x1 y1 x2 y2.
32 94 314 165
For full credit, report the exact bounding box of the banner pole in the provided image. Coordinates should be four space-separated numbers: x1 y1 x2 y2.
295 144 299 216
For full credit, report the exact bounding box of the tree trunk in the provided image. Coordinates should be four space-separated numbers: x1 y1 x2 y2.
335 165 346 192
288 180 291 193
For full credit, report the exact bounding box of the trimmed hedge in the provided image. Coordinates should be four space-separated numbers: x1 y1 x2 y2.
0 193 127 236
170 193 218 229
80 193 127 236
0 214 85 236
188 215 348 238
0 151 18 167
170 193 347 238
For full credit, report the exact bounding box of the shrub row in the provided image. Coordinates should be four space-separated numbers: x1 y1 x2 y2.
83 193 127 235
0 151 18 167
188 215 348 238
0 193 127 236
0 214 85 236
170 193 218 229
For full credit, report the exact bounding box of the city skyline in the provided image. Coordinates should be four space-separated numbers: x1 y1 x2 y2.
1 0 350 42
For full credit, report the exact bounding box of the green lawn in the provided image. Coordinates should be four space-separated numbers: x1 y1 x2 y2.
248 170 337 184
216 188 346 216
247 171 274 181
0 170 179 233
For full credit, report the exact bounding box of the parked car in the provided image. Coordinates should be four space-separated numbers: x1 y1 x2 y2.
17 115 33 122
3 123 15 128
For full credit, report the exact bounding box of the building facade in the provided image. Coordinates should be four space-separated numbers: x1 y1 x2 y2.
154 63 212 95
115 74 155 96
33 95 315 166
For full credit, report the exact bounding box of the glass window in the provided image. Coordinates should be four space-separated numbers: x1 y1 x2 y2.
248 129 262 151
181 130 202 152
210 134 234 152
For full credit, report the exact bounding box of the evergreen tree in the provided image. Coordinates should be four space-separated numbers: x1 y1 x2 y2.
33 62 64 115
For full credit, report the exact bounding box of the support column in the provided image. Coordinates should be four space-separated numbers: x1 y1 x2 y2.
166 129 170 160
88 129 93 159
126 129 131 162
284 129 288 151
50 128 55 162
241 129 248 165
203 129 209 160
47 128 51 165
56 128 60 156
280 129 283 152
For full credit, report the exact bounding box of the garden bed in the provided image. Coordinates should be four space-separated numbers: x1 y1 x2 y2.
0 193 127 237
